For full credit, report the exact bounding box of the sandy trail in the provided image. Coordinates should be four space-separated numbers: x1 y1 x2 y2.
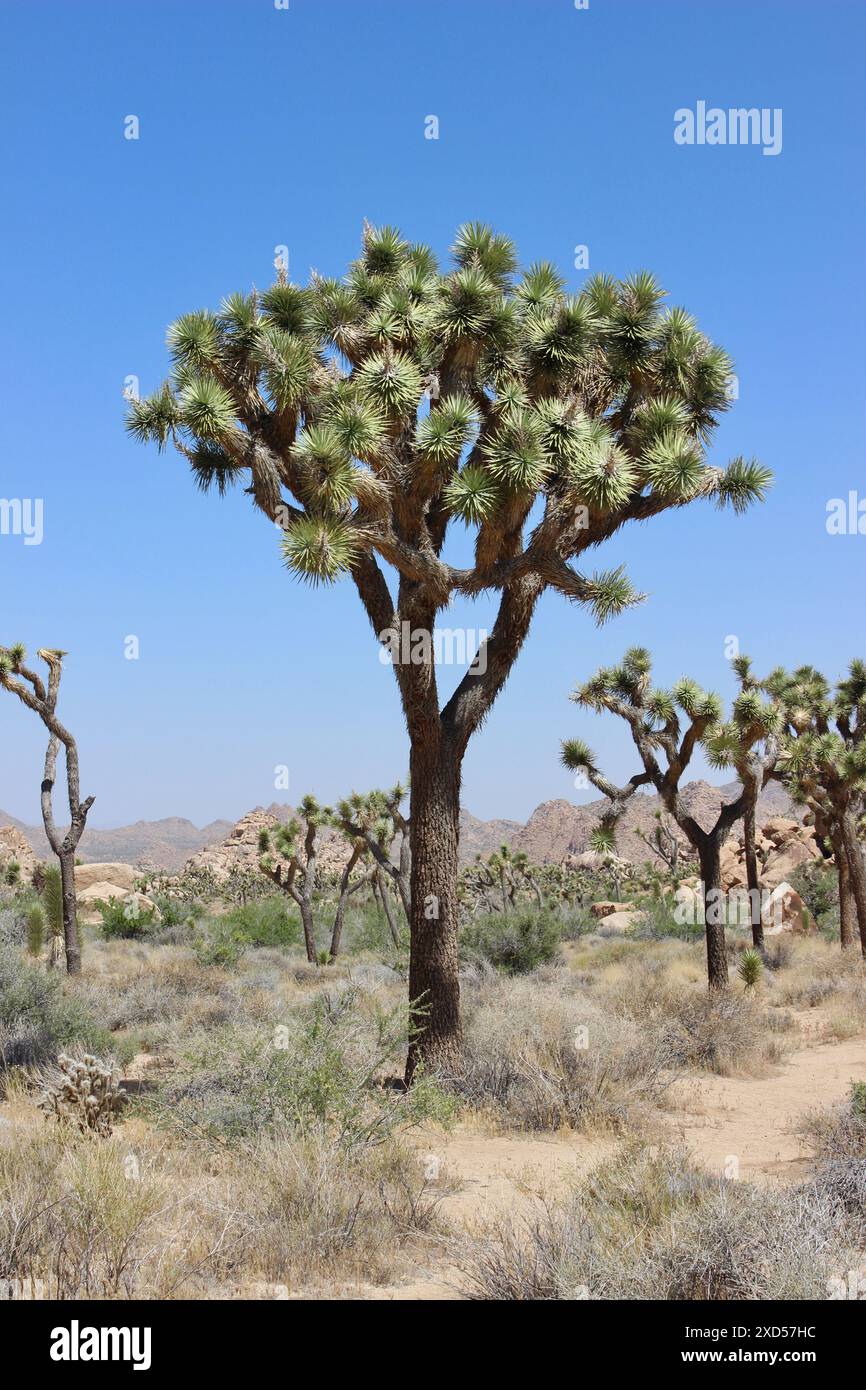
661 1031 866 1182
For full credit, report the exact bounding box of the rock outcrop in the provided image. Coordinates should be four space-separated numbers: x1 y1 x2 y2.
719 817 822 892
0 826 39 884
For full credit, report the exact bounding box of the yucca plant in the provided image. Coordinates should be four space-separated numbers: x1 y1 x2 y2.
561 649 780 989
41 862 66 970
25 903 45 958
738 948 763 990
129 222 769 1077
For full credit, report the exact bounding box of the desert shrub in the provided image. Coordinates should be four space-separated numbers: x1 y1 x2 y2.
0 1119 449 1298
228 1129 450 1287
0 1129 166 1298
789 860 838 925
460 1145 852 1301
191 921 249 969
626 893 703 943
97 897 158 941
343 899 406 956
664 991 773 1074
146 990 455 1149
804 1082 866 1235
223 896 302 950
456 972 674 1131
0 944 117 1078
460 908 562 975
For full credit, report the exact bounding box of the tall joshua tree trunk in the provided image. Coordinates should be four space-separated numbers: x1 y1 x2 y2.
697 835 729 990
838 810 866 957
406 734 463 1083
742 799 764 953
829 823 857 950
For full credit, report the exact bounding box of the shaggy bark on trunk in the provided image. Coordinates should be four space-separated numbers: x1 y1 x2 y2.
839 810 866 957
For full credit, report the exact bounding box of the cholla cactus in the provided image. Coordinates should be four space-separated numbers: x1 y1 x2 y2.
39 1053 126 1137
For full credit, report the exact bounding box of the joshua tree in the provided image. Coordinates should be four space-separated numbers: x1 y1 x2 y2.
562 648 780 988
128 222 770 1075
766 661 866 953
258 795 330 962
0 645 93 973
335 784 411 924
702 655 781 952
635 809 682 876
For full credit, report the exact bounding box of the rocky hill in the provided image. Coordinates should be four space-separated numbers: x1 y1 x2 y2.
0 810 233 874
509 780 798 867
1 779 798 877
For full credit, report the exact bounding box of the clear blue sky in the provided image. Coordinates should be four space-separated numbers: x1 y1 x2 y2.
1 0 864 828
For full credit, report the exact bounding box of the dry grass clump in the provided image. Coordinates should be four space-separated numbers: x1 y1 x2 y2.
770 938 866 1038
459 1144 856 1301
456 969 675 1132
0 1111 449 1298
803 1082 866 1236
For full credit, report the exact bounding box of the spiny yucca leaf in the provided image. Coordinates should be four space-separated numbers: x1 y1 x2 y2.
178 376 237 441
187 442 245 496
357 349 422 417
125 385 179 450
715 457 774 513
452 222 518 286
560 737 598 775
166 311 220 370
260 283 310 334
642 429 705 498
281 517 358 585
516 261 565 310
415 395 478 465
443 465 501 525
581 566 645 625
255 326 314 409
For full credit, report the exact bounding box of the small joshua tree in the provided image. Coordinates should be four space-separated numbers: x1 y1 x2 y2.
702 655 781 952
129 222 770 1076
766 661 866 953
335 784 411 924
561 648 780 989
0 646 94 973
258 795 330 962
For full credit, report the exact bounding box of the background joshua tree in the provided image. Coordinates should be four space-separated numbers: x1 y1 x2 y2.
635 809 682 876
128 221 770 1076
258 794 330 962
766 661 866 953
561 648 779 988
702 655 781 952
335 784 411 926
0 645 93 973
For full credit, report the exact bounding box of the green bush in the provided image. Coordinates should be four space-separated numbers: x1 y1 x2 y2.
461 908 562 975
0 944 118 1077
97 897 158 941
191 922 249 969
223 895 302 949
147 991 455 1148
